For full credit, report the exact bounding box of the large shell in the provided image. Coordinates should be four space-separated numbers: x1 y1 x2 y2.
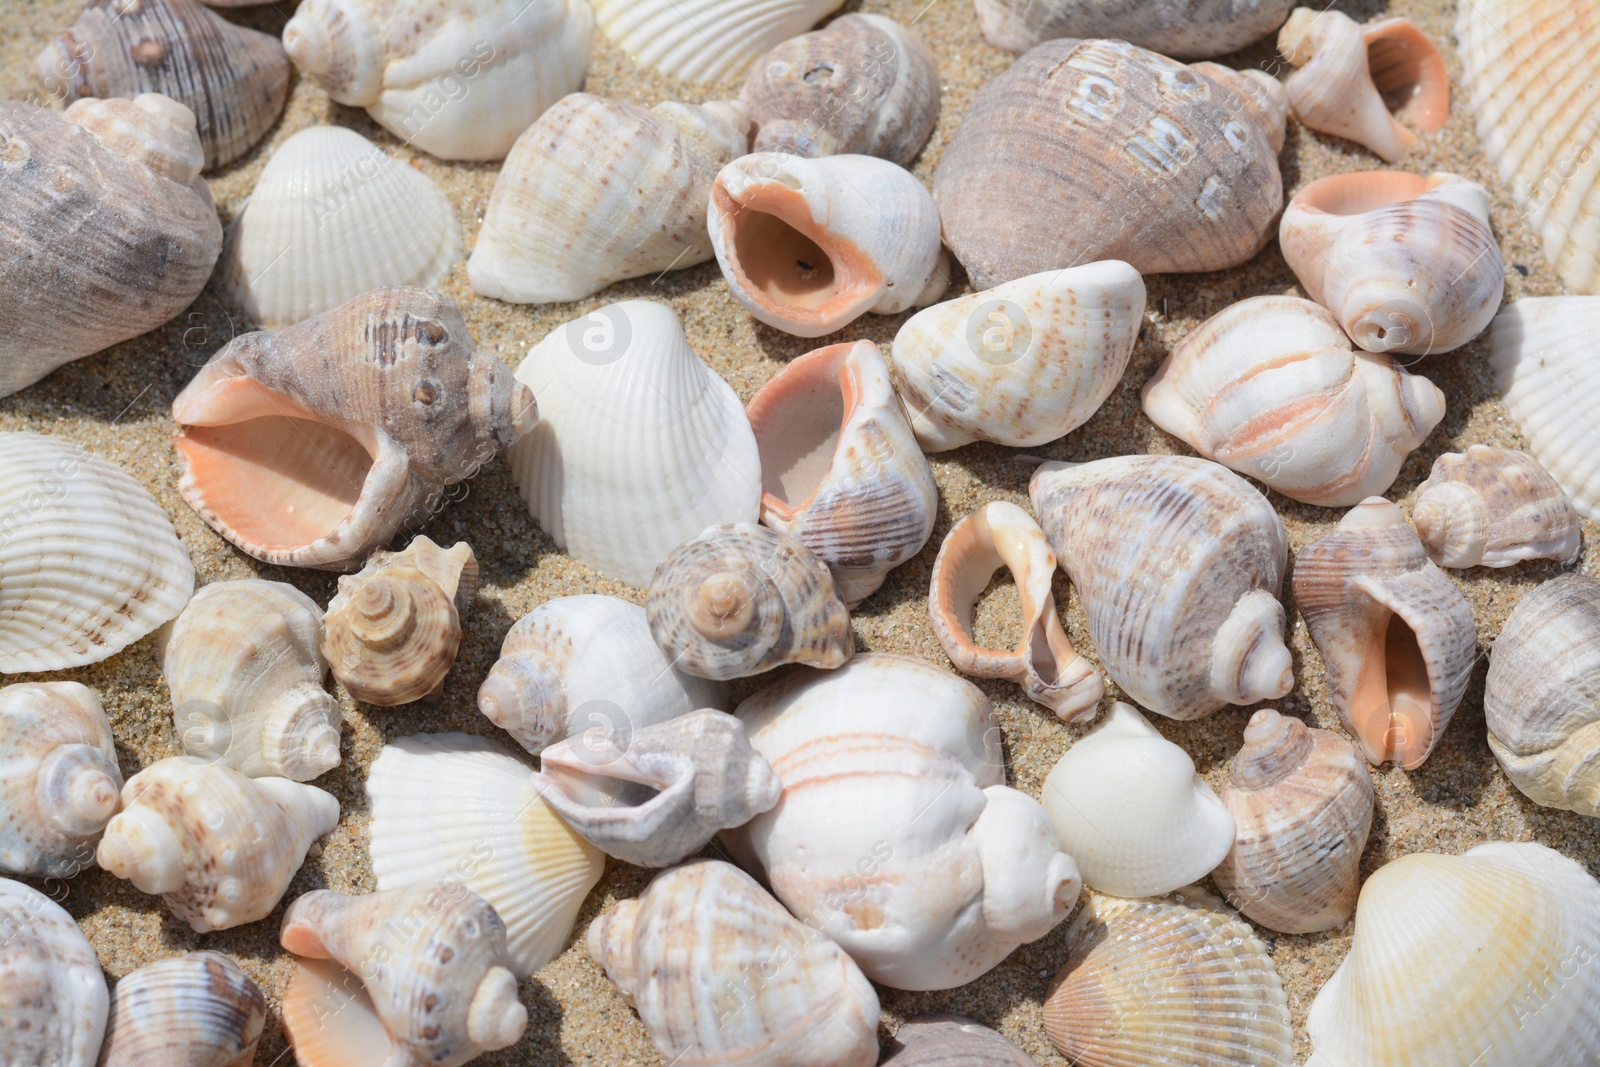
173 287 535 571
1028 455 1293 719
1291 497 1477 769
1141 295 1446 506
589 859 879 1067
1413 446 1581 569
746 340 937 605
508 300 761 586
893 262 1147 451
932 40 1284 289
883 1016 1040 1066
0 878 109 1067
99 952 266 1067
975 0 1295 58
593 0 844 83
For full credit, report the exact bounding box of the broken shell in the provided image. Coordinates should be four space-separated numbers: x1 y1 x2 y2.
173 286 535 571
593 0 845 83
882 1016 1040 1066
1413 446 1581 569
0 878 109 1067
708 153 948 337
99 952 266 1067
975 0 1295 58
1029 455 1293 719
1141 295 1446 506
1291 497 1478 769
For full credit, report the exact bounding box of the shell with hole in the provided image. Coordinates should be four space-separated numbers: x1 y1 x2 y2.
0 878 109 1067
1413 446 1581 569
593 0 844 83
99 952 265 1067
1141 295 1446 507
1029 455 1293 719
882 1016 1041 1066
1292 497 1477 770
975 0 1295 58
172 287 534 571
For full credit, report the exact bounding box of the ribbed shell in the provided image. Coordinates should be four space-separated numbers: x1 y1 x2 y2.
593 0 844 83
975 0 1295 58
883 1016 1041 1066
1413 446 1581 568
99 952 265 1067
0 878 109 1067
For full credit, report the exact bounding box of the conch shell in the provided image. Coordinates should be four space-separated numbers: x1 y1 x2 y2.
99 952 266 1067
592 0 844 84
975 0 1295 58
882 1016 1040 1066
1413 446 1581 569
0 878 109 1067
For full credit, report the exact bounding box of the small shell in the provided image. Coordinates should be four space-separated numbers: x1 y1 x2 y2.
1141 295 1446 506
1291 497 1477 769
173 287 535 571
975 0 1295 58
0 878 109 1067
928 502 1102 722
1413 446 1581 569
593 0 845 83
893 262 1147 451
883 1016 1040 1066
96 757 340 933
708 153 948 337
99 952 266 1067
1212 709 1374 934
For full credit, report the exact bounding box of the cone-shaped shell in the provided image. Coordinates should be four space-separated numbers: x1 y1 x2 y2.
99 951 266 1067
883 1016 1040 1066
173 287 535 571
593 0 844 84
0 878 109 1067
975 0 1295 59
1413 446 1581 569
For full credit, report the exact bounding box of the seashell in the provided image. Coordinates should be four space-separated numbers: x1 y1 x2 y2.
468 94 749 304
1413 446 1581 569
746 340 937 607
882 1016 1040 1066
725 654 1082 990
323 536 477 706
507 300 760 586
1484 574 1600 817
1029 455 1293 719
1279 171 1502 355
280 885 526 1067
740 14 939 165
96 757 339 933
1044 887 1294 1067
0 878 109 1067
1277 7 1448 163
928 502 1102 722
218 126 460 329
0 96 221 397
1189 62 1290 154
532 709 781 867
366 732 605 975
99 951 266 1067
975 0 1295 59
0 432 194 672
589 859 878 1067
38 0 288 169
1306 842 1600 1067
162 580 340 782
932 41 1284 289
284 0 592 162
1041 702 1234 897
173 286 535 571
1211 709 1374 934
593 0 845 84
708 153 948 338
1141 295 1446 506
893 262 1147 452
1291 497 1477 769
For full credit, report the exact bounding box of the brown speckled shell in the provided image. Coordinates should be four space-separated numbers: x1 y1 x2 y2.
0 879 108 1067
99 951 266 1067
1413 446 1582 568
975 0 1294 59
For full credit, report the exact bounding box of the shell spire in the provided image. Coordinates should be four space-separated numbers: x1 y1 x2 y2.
1413 447 1581 569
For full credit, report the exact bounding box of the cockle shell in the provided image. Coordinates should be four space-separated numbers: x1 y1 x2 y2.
1306 842 1600 1067
593 0 845 84
933 40 1284 289
284 0 592 162
508 300 760 586
162 580 340 782
1291 497 1477 770
589 859 879 1067
1029 455 1293 719
366 732 605 975
708 153 948 337
745 340 937 606
1413 446 1581 569
882 1016 1040 1066
928 502 1102 721
975 0 1295 59
173 286 535 571
1141 295 1446 506
96 757 339 933
99 951 266 1067
0 878 109 1067
0 432 194 672
469 95 749 304
1212 709 1374 934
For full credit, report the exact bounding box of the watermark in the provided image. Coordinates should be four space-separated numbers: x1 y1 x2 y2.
563 304 634 367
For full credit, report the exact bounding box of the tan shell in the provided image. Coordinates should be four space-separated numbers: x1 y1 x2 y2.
975 0 1295 59
98 951 265 1067
0 878 109 1067
883 1016 1040 1066
1413 446 1581 569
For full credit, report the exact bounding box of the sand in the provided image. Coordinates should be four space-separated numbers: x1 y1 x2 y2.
1 0 1596 1063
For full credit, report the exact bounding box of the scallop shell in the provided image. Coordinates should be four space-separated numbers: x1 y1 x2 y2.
0 878 109 1067
975 0 1295 59
1028 455 1293 719
708 153 948 338
99 951 266 1067
365 732 605 975
507 300 761 586
283 0 592 161
588 859 879 1067
745 340 937 606
1141 295 1446 506
173 286 535 571
932 40 1284 289
883 1016 1040 1066
468 95 749 304
1291 497 1477 770
593 0 845 83
1413 446 1581 569
0 683 119 880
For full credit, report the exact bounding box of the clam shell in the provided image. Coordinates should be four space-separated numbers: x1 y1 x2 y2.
0 878 109 1067
975 0 1295 59
883 1016 1040 1066
593 0 845 83
1413 446 1581 569
99 951 265 1067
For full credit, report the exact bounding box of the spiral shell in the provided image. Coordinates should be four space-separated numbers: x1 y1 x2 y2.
975 0 1295 59
1413 446 1581 569
0 683 119 880
883 1016 1040 1066
592 0 845 84
99 952 266 1067
0 878 108 1067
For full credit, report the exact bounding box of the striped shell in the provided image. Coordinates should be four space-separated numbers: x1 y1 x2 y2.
99 952 266 1067
0 878 109 1067
1413 446 1581 568
592 0 844 83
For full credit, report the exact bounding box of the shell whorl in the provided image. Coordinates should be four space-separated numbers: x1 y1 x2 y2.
1232 708 1316 789
324 550 465 706
37 745 121 839
688 570 763 642
477 650 565 750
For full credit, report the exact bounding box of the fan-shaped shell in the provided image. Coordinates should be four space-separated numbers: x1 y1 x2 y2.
1413 446 1581 569
593 0 844 83
0 878 109 1067
99 951 266 1067
883 1016 1040 1066
975 0 1295 59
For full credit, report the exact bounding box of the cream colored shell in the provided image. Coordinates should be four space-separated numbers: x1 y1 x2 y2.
975 0 1295 58
593 0 844 83
1413 446 1581 569
0 878 109 1067
99 951 266 1067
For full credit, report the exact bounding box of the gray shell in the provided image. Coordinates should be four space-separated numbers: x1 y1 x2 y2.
883 1016 1041 1065
975 0 1295 58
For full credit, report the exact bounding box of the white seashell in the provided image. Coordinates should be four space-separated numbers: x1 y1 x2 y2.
593 0 844 84
883 1016 1041 1066
99 951 266 1067
708 153 948 338
0 432 194 672
975 0 1295 58
892 262 1146 452
365 732 604 975
1413 446 1581 569
0 878 109 1067
1141 295 1446 506
508 300 761 586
